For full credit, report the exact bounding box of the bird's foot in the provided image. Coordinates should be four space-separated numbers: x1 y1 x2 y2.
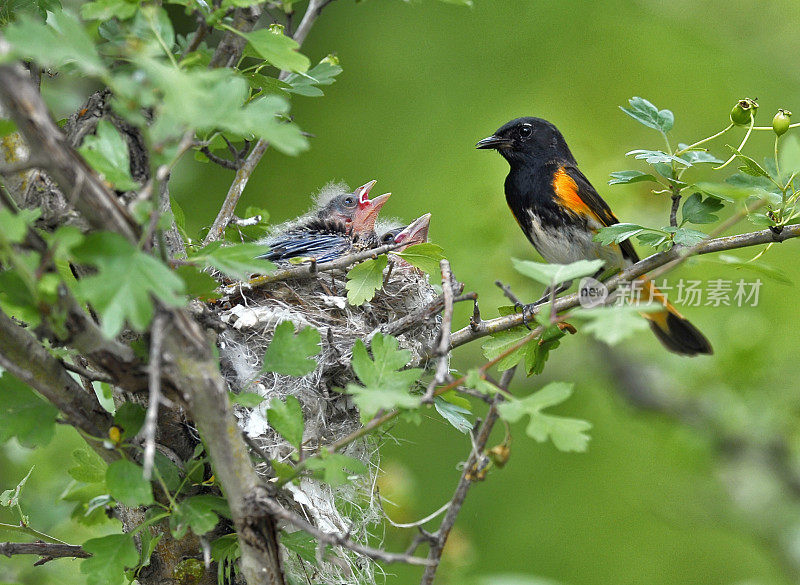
514 302 539 330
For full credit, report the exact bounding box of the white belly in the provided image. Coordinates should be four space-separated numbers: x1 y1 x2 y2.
525 210 626 271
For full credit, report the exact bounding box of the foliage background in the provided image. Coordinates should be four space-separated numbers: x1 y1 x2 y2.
2 0 800 584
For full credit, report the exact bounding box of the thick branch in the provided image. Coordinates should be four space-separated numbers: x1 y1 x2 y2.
0 541 90 562
0 61 139 241
0 309 115 460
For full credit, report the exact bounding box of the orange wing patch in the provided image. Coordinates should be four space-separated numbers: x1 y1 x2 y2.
552 167 600 223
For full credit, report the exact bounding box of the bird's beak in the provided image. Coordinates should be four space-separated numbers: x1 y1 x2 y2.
476 134 513 150
354 180 378 206
394 213 431 249
353 192 391 232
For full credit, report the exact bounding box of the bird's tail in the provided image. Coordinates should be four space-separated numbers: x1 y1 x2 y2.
636 277 713 356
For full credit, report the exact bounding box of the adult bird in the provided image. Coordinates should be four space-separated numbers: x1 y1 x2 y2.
259 180 391 263
476 117 712 356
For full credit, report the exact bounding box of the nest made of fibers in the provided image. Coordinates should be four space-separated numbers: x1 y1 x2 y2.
213 259 440 585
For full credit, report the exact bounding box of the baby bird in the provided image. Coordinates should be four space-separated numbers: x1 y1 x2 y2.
260 180 391 263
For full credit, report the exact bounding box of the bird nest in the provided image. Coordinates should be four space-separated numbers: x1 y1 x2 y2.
212 261 440 584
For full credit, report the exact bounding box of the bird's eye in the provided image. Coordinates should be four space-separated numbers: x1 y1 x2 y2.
343 196 356 207
518 125 532 138
381 232 395 244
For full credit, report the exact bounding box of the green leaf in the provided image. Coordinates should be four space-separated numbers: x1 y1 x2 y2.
81 533 139 585
434 396 472 433
619 97 673 133
241 27 310 73
175 265 221 300
626 149 690 166
680 192 724 225
0 119 17 137
512 258 604 286
230 392 266 407
464 369 501 395
497 382 590 452
608 170 659 185
4 10 107 76
572 304 652 345
68 448 107 484
593 223 646 245
81 0 138 20
77 121 138 191
712 254 792 285
0 372 58 447
153 451 182 492
0 466 34 508
170 495 228 538
0 207 41 244
346 255 388 306
71 232 185 337
284 59 343 97
281 530 321 564
304 450 367 487
106 459 153 506
267 396 305 450
673 227 707 247
728 146 770 178
211 533 240 585
342 335 422 422
482 327 533 371
114 402 145 441
395 243 446 276
677 145 723 165
261 321 320 376
689 183 736 203
191 242 275 279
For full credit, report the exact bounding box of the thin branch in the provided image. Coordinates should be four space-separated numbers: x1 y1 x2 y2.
60 360 114 384
669 186 681 227
203 0 337 245
221 242 405 293
419 367 516 585
0 156 45 175
0 541 90 562
141 312 167 480
443 223 800 353
422 259 455 403
494 279 524 306
203 139 270 244
258 495 433 566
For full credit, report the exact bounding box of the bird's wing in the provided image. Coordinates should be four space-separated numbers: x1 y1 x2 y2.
554 165 640 263
259 231 351 263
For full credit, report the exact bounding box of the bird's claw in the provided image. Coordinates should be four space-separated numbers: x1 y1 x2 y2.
514 302 537 329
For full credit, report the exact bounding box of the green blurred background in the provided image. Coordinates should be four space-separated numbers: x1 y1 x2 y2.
3 0 800 584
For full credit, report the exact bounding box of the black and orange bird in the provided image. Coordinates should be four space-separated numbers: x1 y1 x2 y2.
476 117 712 356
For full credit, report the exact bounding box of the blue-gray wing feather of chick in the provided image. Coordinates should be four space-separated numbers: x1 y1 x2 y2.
259 231 352 263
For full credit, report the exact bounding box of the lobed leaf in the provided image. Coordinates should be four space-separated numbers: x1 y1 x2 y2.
346 255 388 306
261 321 321 377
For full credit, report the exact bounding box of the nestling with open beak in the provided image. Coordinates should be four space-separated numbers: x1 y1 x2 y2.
259 180 391 263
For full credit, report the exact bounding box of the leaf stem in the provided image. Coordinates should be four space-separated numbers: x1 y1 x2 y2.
714 117 755 170
675 124 734 156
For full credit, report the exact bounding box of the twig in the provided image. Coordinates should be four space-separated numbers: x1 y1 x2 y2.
60 360 113 384
203 0 338 245
203 139 270 244
422 259 455 403
141 312 167 480
669 186 681 228
419 367 516 585
221 242 405 293
258 496 433 566
0 541 90 562
385 501 450 529
494 279 524 306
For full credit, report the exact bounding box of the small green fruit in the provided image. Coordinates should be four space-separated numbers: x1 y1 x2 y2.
773 109 792 136
730 98 759 126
